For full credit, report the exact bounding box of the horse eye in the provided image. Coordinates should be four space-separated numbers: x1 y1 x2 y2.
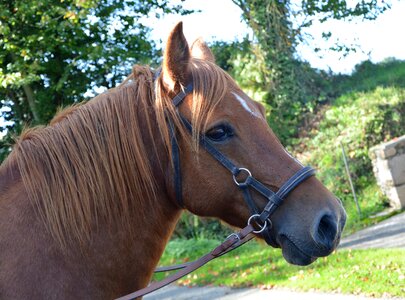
206 124 234 142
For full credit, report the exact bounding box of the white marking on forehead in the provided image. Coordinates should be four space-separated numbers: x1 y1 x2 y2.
232 92 262 118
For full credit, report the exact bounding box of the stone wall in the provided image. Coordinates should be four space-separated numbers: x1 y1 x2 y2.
369 135 405 209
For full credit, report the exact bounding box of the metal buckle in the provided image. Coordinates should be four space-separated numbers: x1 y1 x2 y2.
226 232 241 242
233 168 252 186
247 214 268 234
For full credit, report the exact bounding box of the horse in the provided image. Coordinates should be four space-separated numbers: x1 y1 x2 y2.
0 22 346 299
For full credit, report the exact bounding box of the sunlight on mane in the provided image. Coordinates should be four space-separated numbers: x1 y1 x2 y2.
12 60 236 248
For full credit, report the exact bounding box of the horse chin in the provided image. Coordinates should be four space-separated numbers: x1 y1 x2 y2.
278 236 318 266
261 228 279 248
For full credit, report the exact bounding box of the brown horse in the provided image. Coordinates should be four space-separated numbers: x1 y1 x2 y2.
0 22 346 299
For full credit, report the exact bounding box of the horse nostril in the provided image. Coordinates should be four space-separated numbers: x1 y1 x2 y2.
314 214 338 251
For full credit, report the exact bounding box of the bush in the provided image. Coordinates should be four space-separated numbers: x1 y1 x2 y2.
334 59 405 94
292 86 405 233
172 211 232 240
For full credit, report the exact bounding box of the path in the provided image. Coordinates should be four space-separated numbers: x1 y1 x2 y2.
339 211 405 249
145 285 404 300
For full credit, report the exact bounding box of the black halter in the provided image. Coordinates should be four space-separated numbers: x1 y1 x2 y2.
167 80 316 241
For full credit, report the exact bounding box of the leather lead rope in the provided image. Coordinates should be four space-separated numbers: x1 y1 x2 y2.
115 224 255 300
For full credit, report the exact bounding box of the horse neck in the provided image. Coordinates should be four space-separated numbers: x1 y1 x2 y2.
0 155 182 297
86 183 182 293
3 83 184 294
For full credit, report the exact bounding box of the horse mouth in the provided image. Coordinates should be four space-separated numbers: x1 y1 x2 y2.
277 235 318 266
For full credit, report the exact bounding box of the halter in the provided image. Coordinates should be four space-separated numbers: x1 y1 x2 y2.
115 76 316 300
168 81 316 240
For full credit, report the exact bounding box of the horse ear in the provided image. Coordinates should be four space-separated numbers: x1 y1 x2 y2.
162 22 190 91
190 38 215 63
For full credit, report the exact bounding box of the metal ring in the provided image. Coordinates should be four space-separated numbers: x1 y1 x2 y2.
247 214 268 234
232 168 252 186
266 219 273 230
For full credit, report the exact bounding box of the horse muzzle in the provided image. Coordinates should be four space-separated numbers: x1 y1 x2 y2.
269 205 346 266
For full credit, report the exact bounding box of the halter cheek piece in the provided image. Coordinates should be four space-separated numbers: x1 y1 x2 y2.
115 75 316 300
168 81 316 238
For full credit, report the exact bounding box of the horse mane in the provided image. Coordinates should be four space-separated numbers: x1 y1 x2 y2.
12 59 235 247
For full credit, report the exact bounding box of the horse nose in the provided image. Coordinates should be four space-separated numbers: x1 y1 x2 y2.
312 213 338 255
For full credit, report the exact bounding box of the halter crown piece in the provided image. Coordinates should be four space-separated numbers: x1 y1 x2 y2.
115 71 316 300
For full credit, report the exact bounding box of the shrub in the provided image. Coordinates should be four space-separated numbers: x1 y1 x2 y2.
292 87 405 233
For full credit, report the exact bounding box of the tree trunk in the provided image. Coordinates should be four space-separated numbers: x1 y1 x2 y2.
22 84 40 124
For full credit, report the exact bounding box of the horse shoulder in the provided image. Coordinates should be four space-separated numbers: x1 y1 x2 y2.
0 160 88 299
0 159 143 299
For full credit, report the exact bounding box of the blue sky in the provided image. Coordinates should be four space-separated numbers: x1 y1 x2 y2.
143 0 405 74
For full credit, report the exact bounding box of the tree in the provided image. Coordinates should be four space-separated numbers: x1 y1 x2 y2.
231 0 391 143
0 0 189 161
211 38 269 102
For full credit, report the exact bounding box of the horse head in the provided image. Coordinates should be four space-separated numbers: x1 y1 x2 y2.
159 22 346 266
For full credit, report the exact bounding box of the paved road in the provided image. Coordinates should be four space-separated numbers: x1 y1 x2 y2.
144 212 405 300
339 211 405 249
145 285 404 300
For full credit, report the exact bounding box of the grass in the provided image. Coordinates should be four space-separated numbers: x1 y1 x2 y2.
154 239 405 298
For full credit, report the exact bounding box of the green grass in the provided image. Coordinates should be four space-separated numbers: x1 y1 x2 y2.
154 239 405 297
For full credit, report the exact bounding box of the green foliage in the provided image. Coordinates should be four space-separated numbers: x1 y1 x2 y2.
0 0 190 161
268 60 337 143
230 0 391 144
157 238 220 259
212 39 336 143
172 211 232 240
155 239 405 297
232 0 302 143
292 85 405 233
334 58 405 94
302 0 391 22
211 38 269 103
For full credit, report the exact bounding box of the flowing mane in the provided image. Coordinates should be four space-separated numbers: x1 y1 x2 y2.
9 59 234 247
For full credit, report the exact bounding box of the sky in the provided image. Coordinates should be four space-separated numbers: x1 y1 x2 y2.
143 0 405 74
